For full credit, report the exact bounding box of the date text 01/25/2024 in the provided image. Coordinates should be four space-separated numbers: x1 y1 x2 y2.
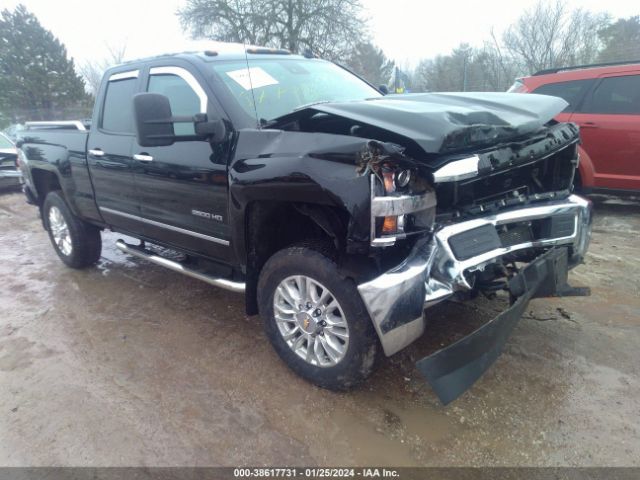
233 467 400 478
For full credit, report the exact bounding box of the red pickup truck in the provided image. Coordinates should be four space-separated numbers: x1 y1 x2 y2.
510 61 640 193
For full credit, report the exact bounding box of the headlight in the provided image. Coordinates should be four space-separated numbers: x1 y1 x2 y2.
395 169 412 188
370 174 437 247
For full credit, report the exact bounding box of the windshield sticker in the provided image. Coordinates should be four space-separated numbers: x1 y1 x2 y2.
226 67 279 90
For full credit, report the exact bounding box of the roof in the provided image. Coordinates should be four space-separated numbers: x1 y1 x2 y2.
117 41 307 67
533 60 640 76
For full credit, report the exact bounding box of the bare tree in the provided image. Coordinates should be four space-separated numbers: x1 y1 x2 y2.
177 0 367 61
502 0 609 74
475 30 520 91
78 43 127 97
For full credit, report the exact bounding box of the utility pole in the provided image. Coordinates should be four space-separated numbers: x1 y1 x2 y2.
462 54 468 92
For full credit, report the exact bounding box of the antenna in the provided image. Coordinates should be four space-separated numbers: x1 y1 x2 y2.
235 0 259 127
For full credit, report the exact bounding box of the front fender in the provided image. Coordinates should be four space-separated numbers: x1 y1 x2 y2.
228 129 375 266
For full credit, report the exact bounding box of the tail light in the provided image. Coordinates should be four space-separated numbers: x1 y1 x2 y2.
15 149 23 169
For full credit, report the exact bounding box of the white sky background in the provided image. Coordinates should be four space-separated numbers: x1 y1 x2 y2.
2 0 639 69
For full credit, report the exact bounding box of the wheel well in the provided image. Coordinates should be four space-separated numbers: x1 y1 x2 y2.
243 201 346 315
32 169 62 206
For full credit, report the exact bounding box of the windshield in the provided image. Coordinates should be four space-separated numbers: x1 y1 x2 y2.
211 58 382 122
507 79 527 93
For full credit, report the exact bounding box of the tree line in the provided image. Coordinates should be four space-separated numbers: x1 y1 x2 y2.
177 0 639 92
411 2 640 92
1 0 639 128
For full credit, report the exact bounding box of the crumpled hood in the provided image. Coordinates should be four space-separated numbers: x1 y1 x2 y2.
308 92 568 155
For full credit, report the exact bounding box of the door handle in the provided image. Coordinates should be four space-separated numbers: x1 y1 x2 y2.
88 148 104 157
581 122 598 128
133 153 154 162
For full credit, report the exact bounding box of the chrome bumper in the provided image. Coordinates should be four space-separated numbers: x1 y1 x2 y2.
0 170 22 187
358 194 593 356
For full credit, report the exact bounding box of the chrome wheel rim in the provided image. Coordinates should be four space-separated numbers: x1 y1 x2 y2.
48 206 72 256
273 275 349 368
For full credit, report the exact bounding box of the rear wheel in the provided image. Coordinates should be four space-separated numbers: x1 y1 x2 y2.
258 243 380 390
43 191 102 268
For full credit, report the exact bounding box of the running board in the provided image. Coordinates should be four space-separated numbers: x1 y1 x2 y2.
115 239 246 294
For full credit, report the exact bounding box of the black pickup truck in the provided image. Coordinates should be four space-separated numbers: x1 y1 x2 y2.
17 45 592 403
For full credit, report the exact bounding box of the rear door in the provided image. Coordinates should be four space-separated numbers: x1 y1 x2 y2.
569 72 640 191
131 63 231 260
87 69 145 232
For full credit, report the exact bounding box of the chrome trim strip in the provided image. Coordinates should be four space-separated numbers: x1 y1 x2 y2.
149 66 208 112
109 70 139 81
116 240 244 293
371 190 437 217
25 121 87 131
99 206 229 246
432 155 479 183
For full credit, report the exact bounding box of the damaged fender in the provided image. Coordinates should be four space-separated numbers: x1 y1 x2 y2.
228 129 414 263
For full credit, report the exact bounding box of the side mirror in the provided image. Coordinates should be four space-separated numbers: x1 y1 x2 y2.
133 93 175 147
378 85 389 95
133 93 228 147
193 113 227 142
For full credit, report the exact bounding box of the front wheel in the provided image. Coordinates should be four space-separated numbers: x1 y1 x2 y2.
43 191 102 269
258 243 380 390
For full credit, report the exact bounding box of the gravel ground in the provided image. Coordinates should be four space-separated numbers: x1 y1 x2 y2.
0 190 638 467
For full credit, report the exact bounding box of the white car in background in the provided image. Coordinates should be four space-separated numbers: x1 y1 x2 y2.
0 132 22 189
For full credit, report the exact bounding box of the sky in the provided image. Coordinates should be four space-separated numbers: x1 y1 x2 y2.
2 0 638 69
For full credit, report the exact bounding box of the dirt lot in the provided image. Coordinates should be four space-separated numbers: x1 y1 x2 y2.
0 190 639 467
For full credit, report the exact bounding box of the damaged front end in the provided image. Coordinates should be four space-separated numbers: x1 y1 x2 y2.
358 193 592 404
249 89 593 403
351 101 592 404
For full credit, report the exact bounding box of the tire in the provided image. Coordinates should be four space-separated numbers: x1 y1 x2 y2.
258 242 380 390
42 191 102 269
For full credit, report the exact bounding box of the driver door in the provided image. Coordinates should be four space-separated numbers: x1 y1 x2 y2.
131 64 231 260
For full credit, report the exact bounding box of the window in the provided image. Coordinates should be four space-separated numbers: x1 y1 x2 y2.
582 75 640 115
148 73 201 135
532 79 595 113
101 77 137 133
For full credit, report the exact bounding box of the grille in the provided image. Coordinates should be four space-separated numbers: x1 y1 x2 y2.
499 224 533 247
435 131 578 218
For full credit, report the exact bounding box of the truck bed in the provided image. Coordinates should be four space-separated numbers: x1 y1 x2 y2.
19 129 101 223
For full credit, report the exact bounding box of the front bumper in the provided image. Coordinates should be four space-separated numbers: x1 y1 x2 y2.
417 246 583 404
357 194 592 402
